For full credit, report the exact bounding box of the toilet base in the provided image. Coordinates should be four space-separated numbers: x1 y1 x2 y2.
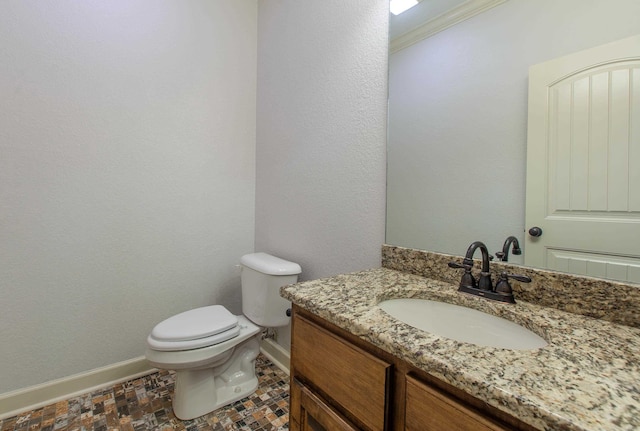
171 335 260 420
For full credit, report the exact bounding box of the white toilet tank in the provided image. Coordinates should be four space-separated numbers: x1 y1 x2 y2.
240 253 301 327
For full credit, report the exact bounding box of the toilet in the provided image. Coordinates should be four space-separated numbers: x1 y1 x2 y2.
145 252 301 420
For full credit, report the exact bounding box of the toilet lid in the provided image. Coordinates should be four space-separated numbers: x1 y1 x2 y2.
150 305 238 342
147 325 241 351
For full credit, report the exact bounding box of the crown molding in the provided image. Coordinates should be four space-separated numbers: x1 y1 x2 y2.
390 0 507 54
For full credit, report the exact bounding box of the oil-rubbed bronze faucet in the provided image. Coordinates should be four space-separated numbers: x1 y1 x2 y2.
495 236 522 262
448 241 531 303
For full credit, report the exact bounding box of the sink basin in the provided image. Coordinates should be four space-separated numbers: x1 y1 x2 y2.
378 298 547 350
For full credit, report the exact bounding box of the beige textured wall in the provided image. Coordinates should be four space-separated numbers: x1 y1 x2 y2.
0 0 257 394
255 0 389 280
255 0 389 350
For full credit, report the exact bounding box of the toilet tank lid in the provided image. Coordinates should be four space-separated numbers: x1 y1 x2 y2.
240 252 301 275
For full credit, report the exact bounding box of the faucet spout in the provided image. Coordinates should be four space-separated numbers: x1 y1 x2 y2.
495 236 522 262
462 241 492 290
463 241 491 272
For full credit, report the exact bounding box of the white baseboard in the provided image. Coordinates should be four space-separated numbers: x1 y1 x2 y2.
259 338 290 375
2 345 290 420
0 357 155 420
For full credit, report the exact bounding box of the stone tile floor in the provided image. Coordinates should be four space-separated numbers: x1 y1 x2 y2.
0 355 289 431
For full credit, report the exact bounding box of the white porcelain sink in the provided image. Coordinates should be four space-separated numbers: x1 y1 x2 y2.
378 298 547 350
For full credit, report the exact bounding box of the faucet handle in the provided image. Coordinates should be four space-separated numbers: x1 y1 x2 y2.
448 261 477 288
507 273 532 283
494 272 532 295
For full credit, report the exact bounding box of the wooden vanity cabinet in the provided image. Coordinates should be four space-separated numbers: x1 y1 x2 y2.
290 306 537 431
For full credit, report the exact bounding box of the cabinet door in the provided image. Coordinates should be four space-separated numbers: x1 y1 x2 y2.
292 315 391 431
291 379 359 431
405 375 510 431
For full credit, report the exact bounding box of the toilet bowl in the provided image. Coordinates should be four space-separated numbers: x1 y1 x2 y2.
146 310 261 420
145 253 301 420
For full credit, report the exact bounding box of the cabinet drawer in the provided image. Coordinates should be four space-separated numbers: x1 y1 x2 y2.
291 379 360 431
405 375 510 431
292 315 392 431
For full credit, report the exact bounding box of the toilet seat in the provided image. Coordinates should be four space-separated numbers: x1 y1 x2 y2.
147 305 240 351
146 315 261 370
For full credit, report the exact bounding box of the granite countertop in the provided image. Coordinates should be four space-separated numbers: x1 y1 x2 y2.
281 268 640 431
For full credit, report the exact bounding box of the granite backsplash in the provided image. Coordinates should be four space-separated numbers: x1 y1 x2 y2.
382 245 640 328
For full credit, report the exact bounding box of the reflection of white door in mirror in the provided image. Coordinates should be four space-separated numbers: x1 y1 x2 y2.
525 34 640 283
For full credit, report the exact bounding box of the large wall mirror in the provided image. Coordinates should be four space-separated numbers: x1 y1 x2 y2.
386 0 640 281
